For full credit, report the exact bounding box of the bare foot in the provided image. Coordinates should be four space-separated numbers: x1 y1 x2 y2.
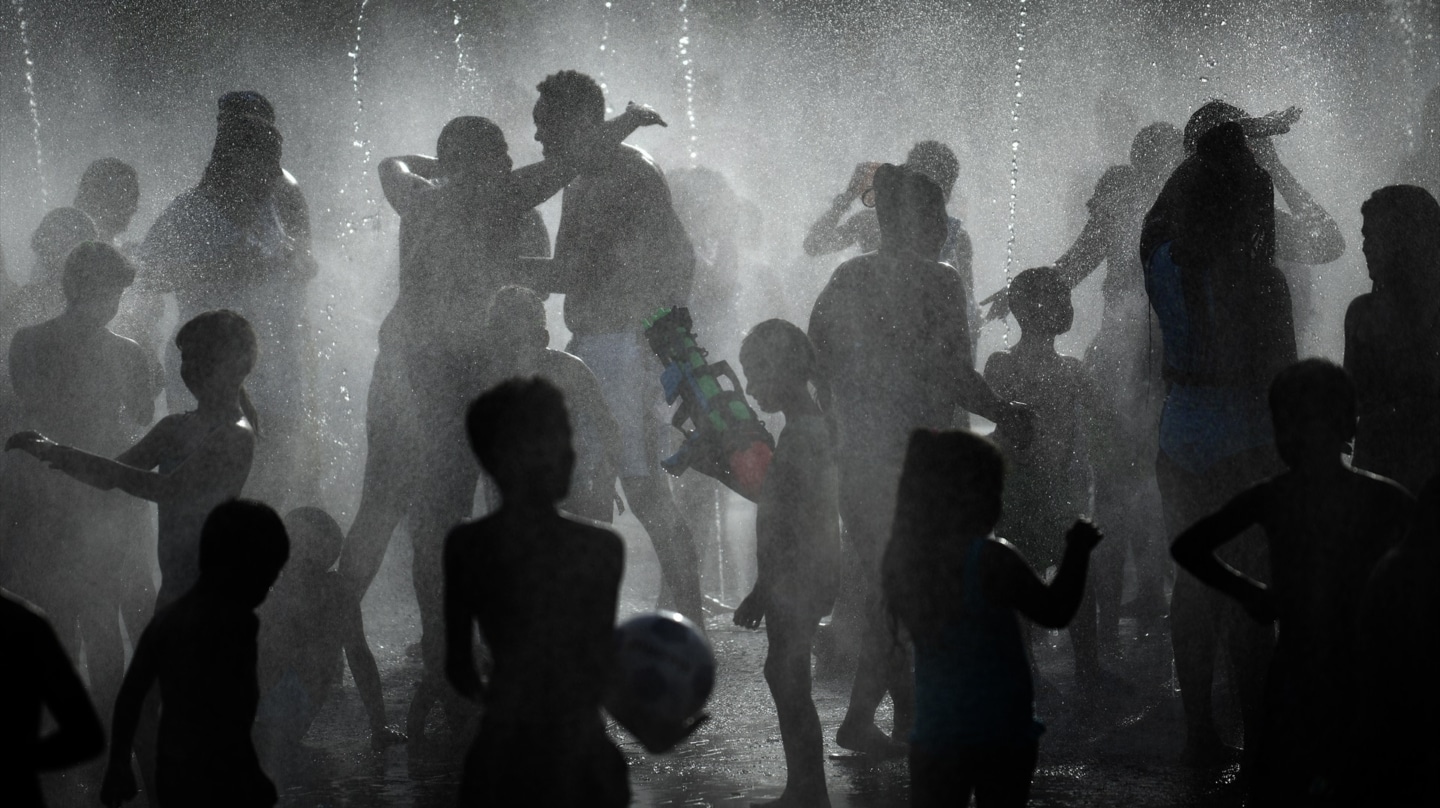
835 718 908 759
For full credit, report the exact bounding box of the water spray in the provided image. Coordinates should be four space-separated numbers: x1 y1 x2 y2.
11 0 47 208
1003 0 1028 348
678 1 698 165
600 0 615 115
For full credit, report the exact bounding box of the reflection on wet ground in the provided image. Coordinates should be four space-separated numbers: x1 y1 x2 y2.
41 506 1245 807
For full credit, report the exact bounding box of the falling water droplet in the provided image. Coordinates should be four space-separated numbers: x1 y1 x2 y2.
10 0 48 206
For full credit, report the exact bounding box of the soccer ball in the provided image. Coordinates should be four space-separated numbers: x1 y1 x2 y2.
605 611 715 753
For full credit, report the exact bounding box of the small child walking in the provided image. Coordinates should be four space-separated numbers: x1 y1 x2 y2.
99 499 290 808
882 430 1102 808
733 319 842 807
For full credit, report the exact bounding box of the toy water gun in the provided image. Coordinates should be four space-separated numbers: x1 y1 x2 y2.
643 306 774 501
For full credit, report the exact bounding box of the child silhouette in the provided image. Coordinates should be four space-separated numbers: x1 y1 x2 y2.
254 506 402 771
100 499 290 808
732 319 841 807
882 430 1103 808
1172 359 1414 804
8 309 258 609
444 378 629 806
983 266 1121 693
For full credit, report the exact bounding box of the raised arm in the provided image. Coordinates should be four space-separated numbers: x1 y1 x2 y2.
377 155 440 216
1170 485 1274 622
1250 139 1345 265
804 163 875 257
100 624 161 807
985 521 1102 627
507 102 668 212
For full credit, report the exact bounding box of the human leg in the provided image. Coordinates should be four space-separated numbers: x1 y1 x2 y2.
621 473 704 627
761 608 830 806
1157 453 1226 757
835 460 908 755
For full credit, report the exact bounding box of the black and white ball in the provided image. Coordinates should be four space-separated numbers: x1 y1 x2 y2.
606 611 714 752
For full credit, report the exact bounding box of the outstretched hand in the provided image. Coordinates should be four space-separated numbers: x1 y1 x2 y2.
5 430 58 460
623 101 667 128
980 287 1011 322
1064 518 1105 554
733 590 766 629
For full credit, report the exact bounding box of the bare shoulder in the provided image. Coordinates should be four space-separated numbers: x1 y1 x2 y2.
1350 467 1417 507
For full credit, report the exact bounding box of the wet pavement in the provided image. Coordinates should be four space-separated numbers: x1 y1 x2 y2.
41 504 1246 807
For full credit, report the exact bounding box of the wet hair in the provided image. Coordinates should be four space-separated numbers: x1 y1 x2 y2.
75 158 139 208
883 430 1006 642
1361 185 1440 282
1130 122 1183 174
873 164 948 259
282 506 343 568
61 242 135 302
175 310 260 431
199 499 290 592
203 114 282 190
536 70 605 123
1007 266 1071 334
1268 358 1357 438
436 116 508 173
31 207 98 270
1184 99 1247 154
217 90 276 124
466 377 573 497
905 140 960 196
740 318 820 386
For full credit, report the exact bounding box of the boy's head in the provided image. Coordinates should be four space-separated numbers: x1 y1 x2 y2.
218 90 276 125
31 207 98 276
1268 358 1357 469
899 429 1005 536
437 116 511 177
1008 266 1073 338
739 318 817 414
1184 99 1247 155
467 378 574 503
874 164 948 261
199 499 290 607
74 158 140 241
484 285 548 367
204 114 283 208
176 309 258 401
282 507 343 572
533 70 604 159
1360 185 1440 292
904 140 959 201
61 242 135 326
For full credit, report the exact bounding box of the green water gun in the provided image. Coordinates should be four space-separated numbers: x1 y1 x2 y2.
643 306 774 501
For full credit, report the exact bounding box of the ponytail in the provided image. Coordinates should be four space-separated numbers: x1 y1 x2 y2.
239 385 261 439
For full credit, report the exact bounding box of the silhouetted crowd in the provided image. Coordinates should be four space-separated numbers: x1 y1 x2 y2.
2 71 1438 808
